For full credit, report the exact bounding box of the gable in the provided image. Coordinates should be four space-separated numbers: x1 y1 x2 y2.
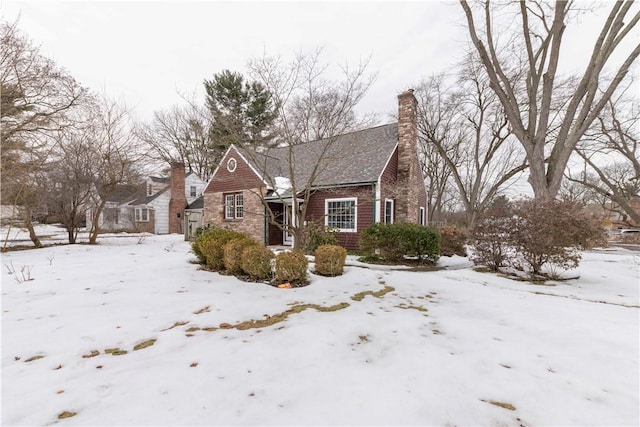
205 146 265 193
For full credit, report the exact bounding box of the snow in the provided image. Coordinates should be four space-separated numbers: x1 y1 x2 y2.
1 230 639 426
273 176 291 196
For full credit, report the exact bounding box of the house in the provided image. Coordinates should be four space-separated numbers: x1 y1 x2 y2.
202 89 428 250
87 163 206 234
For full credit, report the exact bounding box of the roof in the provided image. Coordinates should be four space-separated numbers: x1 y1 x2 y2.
149 176 169 184
186 195 204 210
238 123 398 190
103 184 146 204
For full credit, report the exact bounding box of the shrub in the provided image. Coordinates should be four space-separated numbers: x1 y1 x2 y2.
359 223 403 261
198 228 246 270
304 222 339 254
470 198 606 276
359 222 440 265
223 237 259 275
314 244 347 276
275 251 308 285
192 227 218 264
241 245 275 280
512 199 606 275
438 226 467 257
470 215 515 272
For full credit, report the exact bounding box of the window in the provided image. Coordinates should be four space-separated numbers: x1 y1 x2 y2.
419 207 426 226
224 193 243 219
147 183 153 196
325 198 357 232
104 208 119 224
384 199 394 224
135 208 149 222
227 158 237 172
190 185 197 197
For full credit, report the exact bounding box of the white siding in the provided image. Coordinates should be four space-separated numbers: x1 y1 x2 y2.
185 174 206 204
148 191 171 234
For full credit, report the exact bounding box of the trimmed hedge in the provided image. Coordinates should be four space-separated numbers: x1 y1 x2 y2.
194 228 246 270
314 244 347 276
275 251 308 285
359 222 440 265
223 237 259 275
241 245 275 280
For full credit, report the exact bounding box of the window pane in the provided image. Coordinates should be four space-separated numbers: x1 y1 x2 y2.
327 200 355 230
190 186 196 197
225 195 234 219
142 209 148 221
235 194 243 218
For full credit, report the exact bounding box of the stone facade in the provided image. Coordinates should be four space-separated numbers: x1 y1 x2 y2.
396 89 421 224
203 188 266 242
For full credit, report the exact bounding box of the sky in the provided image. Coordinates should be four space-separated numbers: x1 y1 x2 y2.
2 1 633 125
1 228 638 425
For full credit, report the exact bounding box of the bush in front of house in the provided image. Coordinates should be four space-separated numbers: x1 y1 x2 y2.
438 226 468 257
223 236 259 275
304 221 339 254
192 227 217 264
314 244 347 276
275 251 308 285
241 245 275 281
470 215 515 272
359 222 440 265
199 228 247 270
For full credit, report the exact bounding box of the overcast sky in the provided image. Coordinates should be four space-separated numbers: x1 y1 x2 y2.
1 1 636 125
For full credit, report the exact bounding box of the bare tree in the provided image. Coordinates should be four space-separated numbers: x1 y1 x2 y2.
138 93 215 181
415 63 527 230
459 0 640 200
566 84 640 224
246 49 376 249
86 95 145 244
47 121 96 243
1 19 86 247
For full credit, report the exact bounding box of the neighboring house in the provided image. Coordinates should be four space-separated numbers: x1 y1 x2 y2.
202 90 428 250
87 163 206 234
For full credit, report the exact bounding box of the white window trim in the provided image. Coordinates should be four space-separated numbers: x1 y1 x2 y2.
227 157 237 172
224 192 243 219
384 199 394 224
325 197 357 233
135 208 150 222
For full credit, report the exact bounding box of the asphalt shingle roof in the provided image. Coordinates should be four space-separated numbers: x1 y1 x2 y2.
238 123 398 191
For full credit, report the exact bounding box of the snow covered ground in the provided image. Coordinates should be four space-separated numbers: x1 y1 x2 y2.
1 230 639 426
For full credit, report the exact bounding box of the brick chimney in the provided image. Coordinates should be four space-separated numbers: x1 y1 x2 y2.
396 89 419 223
168 161 187 234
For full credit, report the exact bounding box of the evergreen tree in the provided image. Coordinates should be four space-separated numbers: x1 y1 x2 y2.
203 70 277 155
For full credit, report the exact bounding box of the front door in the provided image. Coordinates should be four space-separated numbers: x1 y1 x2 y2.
283 204 293 246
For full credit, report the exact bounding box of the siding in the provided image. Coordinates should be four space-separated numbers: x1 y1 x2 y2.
304 185 375 251
379 147 399 222
148 191 170 234
205 146 264 194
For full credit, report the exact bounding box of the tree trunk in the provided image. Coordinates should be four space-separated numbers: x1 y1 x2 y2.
23 208 43 248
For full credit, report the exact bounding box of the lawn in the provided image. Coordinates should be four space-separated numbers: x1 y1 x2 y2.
1 232 638 426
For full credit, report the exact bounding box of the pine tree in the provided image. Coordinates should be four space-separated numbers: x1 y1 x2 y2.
203 70 277 156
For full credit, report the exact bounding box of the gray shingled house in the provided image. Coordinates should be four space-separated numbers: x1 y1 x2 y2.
202 90 428 250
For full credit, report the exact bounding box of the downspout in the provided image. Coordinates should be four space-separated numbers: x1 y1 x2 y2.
372 183 378 224
263 204 267 245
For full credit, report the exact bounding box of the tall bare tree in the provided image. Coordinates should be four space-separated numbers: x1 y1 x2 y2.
86 95 145 244
246 49 376 249
1 19 86 247
566 83 640 224
459 0 640 200
416 62 527 230
138 94 214 181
